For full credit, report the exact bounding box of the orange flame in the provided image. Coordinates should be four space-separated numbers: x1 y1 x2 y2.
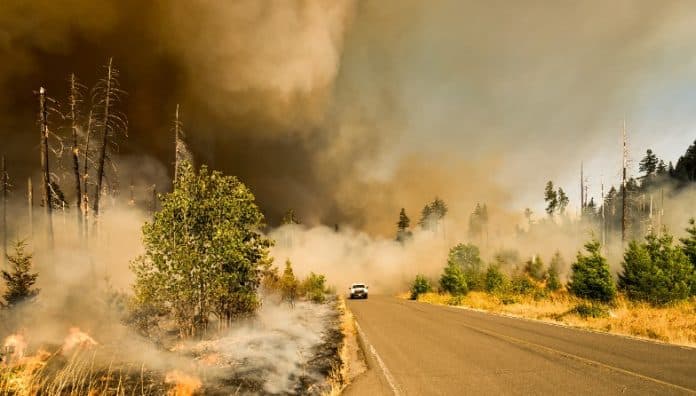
2 334 28 363
62 327 98 352
165 370 202 396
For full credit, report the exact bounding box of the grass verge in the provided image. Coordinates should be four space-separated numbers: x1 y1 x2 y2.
411 291 696 347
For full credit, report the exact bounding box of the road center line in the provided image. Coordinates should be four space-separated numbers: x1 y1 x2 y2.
355 321 401 396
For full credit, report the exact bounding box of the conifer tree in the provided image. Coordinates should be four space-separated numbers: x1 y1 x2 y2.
568 239 615 302
620 232 694 305
544 181 558 216
639 149 659 178
546 252 563 291
557 188 569 215
396 208 412 242
280 260 299 306
2 241 39 307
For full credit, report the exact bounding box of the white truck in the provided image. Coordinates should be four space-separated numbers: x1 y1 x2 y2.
348 283 369 299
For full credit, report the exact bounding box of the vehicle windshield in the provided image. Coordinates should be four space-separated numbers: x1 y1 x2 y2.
352 284 365 288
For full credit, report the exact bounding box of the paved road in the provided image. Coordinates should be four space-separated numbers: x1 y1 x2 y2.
344 295 696 396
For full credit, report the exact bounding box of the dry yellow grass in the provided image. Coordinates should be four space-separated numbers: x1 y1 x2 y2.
323 296 364 396
413 291 696 347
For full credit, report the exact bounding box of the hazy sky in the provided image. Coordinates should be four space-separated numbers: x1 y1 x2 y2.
0 0 694 232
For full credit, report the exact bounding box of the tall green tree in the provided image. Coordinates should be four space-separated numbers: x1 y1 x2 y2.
544 181 558 216
419 197 448 231
546 251 563 291
681 218 696 268
396 208 412 242
639 149 659 178
672 140 696 182
620 232 695 305
568 239 615 303
447 243 485 290
557 188 569 215
130 163 272 338
2 241 39 307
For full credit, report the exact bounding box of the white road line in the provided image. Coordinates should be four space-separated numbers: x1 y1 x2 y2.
354 321 401 396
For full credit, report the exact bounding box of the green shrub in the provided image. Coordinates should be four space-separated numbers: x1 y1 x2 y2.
568 239 616 303
571 303 609 318
619 233 694 305
524 255 546 281
546 251 563 291
280 260 300 305
447 295 465 306
301 272 327 303
679 218 696 295
410 275 432 300
439 262 468 296
484 265 507 293
448 243 485 290
510 274 536 295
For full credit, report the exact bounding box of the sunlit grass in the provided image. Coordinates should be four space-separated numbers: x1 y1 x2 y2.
412 291 696 347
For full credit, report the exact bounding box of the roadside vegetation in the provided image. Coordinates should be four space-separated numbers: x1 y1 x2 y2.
407 224 696 346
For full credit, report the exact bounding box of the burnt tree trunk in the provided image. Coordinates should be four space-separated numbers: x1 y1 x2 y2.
39 87 54 248
93 58 113 218
1 155 7 267
69 74 83 238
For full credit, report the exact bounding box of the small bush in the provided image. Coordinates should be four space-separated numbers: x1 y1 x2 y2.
510 274 536 295
524 255 546 281
448 243 485 290
484 265 507 293
568 239 616 303
410 275 432 300
440 262 468 296
571 303 609 318
301 272 327 303
280 260 300 305
546 251 564 291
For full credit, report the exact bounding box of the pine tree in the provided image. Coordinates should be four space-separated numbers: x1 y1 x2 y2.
619 232 694 305
547 251 563 291
418 197 448 231
639 149 659 178
280 260 300 306
681 218 696 267
557 188 569 215
672 140 696 182
2 241 40 307
395 208 412 242
568 239 615 302
544 181 558 216
281 209 301 225
524 255 545 281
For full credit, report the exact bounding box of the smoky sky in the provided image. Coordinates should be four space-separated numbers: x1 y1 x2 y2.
1 0 695 234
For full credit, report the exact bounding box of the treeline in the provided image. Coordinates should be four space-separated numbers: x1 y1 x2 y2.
411 219 696 308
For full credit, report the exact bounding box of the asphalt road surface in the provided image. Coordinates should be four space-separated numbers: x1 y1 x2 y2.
344 295 696 396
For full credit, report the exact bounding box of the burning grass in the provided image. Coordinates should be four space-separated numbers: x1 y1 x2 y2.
412 291 696 347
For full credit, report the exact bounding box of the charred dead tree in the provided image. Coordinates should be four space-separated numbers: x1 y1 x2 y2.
68 74 85 238
621 119 628 244
81 110 94 237
92 58 127 220
1 155 7 266
39 87 55 249
27 178 33 238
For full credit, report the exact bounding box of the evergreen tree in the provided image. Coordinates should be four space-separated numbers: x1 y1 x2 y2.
2 241 39 307
524 255 546 281
672 140 696 182
557 188 569 215
439 261 468 296
484 265 507 293
568 239 615 302
281 209 301 225
681 218 696 267
468 204 483 239
130 163 272 337
619 232 694 305
639 149 659 178
657 159 668 176
547 251 563 291
544 181 558 216
280 260 300 306
396 208 412 242
419 197 448 231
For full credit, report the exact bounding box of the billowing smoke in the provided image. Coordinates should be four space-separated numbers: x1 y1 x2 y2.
2 1 696 233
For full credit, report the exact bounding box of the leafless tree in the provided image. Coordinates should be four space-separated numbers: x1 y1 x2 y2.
38 87 55 248
1 155 8 266
67 73 87 237
92 58 127 218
